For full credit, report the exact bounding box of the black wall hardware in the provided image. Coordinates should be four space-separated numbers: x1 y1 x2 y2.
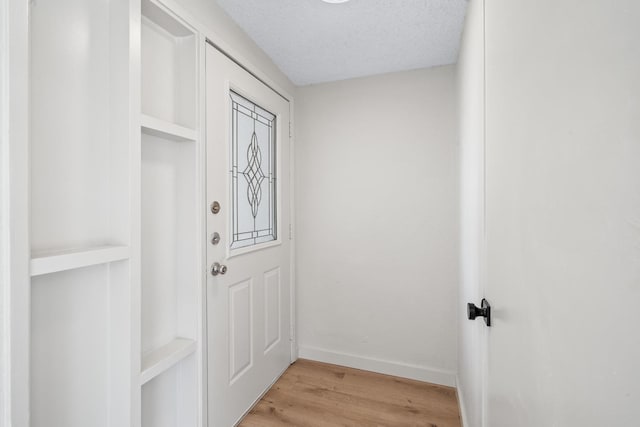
467 298 491 327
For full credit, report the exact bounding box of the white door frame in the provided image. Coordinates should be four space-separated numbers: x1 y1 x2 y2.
1 0 31 425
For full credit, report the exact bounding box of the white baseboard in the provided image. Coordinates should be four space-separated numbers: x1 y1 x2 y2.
297 345 456 387
456 375 469 427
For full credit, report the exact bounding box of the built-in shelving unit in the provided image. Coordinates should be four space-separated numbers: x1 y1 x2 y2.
140 1 201 426
27 0 202 424
29 0 134 424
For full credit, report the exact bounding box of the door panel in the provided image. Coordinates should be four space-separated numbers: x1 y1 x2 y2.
264 268 281 353
206 44 291 427
229 279 252 383
484 1 640 426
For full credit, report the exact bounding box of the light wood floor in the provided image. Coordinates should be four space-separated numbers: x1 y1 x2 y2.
238 359 462 427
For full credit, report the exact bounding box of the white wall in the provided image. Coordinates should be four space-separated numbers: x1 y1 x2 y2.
457 0 485 425
477 0 640 425
295 68 459 386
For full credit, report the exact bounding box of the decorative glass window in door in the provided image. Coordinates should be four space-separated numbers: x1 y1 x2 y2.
230 91 277 250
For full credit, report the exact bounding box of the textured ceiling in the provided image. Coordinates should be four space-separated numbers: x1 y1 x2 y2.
216 0 468 86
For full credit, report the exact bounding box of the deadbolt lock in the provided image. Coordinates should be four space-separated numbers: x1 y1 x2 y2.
210 201 221 214
211 232 221 245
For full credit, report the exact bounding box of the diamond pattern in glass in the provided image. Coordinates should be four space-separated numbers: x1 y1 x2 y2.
243 132 266 218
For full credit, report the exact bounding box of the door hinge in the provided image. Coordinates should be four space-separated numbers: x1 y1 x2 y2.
289 122 292 138
288 223 293 240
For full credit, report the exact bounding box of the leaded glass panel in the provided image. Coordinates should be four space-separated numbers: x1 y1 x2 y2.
230 91 277 250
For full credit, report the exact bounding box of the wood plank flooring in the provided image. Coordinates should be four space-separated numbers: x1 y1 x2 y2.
238 359 462 427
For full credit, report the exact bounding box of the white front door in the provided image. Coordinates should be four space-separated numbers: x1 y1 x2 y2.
206 44 292 427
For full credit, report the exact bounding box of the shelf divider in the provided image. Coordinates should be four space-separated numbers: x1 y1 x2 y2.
140 338 197 385
141 113 197 142
30 245 130 277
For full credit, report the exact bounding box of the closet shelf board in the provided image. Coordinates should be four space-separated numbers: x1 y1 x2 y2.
140 338 197 385
141 114 197 142
30 245 130 277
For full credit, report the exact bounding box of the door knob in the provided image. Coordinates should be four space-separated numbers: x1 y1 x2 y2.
211 262 228 276
467 298 491 326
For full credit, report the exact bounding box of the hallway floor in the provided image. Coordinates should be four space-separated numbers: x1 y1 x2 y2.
238 359 462 427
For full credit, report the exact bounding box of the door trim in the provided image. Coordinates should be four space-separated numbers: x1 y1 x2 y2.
1 0 31 424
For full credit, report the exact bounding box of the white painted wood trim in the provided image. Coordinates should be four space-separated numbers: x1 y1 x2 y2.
298 346 457 387
128 1 143 425
3 0 31 425
141 114 197 142
456 375 469 427
288 101 298 363
191 28 205 427
140 338 197 385
30 245 131 277
1 0 9 422
197 31 208 427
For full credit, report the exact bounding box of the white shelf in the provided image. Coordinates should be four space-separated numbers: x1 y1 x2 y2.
141 114 196 142
30 245 130 277
140 338 197 385
142 0 194 37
